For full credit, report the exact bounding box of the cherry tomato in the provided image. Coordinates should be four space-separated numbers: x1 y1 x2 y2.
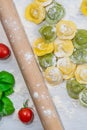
18 107 34 124
0 43 11 59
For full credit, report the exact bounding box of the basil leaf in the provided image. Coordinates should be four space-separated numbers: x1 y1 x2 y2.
0 83 12 92
0 71 15 92
0 100 3 116
1 96 15 116
0 91 2 99
4 88 14 96
0 71 15 85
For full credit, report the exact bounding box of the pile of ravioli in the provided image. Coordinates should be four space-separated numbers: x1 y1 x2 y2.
25 0 87 107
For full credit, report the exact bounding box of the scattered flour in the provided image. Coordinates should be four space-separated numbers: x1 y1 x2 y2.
24 52 33 64
33 92 39 99
43 109 52 116
36 83 41 87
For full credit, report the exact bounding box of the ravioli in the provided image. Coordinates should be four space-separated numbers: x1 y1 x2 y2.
75 64 87 84
57 57 76 79
39 24 56 43
56 20 77 40
46 1 65 24
33 38 54 56
73 29 87 49
25 2 45 24
45 66 63 85
38 53 56 69
70 48 87 64
66 78 85 99
80 0 87 16
54 39 74 57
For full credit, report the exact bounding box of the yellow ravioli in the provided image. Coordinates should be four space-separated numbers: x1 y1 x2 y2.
33 38 54 56
57 57 76 79
54 39 74 57
81 0 87 16
25 2 45 24
45 66 63 85
56 20 77 40
35 0 52 6
75 64 87 84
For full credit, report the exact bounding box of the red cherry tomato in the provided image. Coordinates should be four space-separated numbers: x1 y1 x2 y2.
0 43 11 59
18 107 34 124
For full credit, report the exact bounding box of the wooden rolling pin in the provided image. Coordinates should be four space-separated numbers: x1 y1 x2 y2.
0 0 63 130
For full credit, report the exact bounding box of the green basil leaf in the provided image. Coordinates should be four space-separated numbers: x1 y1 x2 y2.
0 71 15 85
4 88 14 96
1 96 15 116
0 83 12 92
0 100 3 116
0 91 2 99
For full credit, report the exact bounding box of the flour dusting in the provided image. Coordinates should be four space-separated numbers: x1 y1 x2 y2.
24 52 33 64
33 92 39 99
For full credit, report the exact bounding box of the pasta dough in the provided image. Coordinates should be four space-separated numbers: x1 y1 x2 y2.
44 66 63 85
56 20 77 40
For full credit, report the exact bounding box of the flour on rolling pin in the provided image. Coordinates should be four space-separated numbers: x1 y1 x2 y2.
3 18 22 43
